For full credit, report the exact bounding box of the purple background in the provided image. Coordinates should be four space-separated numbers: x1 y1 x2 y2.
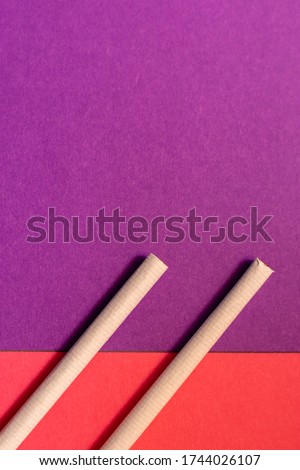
1 0 299 352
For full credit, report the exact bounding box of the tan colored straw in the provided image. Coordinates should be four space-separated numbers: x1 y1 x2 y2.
101 258 273 450
0 253 167 450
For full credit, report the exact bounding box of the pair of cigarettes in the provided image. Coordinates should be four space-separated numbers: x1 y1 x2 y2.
0 254 273 450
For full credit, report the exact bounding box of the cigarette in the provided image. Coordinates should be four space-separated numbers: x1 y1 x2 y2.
0 253 168 450
101 258 273 450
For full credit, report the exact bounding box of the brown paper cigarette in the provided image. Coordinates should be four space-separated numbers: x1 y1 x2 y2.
101 258 273 450
0 253 168 450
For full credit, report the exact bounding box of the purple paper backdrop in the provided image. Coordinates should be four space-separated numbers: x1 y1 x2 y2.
1 0 299 352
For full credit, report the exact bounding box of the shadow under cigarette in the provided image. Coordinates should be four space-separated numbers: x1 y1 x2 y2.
172 258 253 351
0 352 63 433
91 352 175 450
61 255 145 351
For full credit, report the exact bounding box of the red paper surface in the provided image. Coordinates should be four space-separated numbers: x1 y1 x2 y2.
0 352 299 449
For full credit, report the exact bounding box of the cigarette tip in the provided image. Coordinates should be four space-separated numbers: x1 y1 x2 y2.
148 253 168 271
255 258 275 274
